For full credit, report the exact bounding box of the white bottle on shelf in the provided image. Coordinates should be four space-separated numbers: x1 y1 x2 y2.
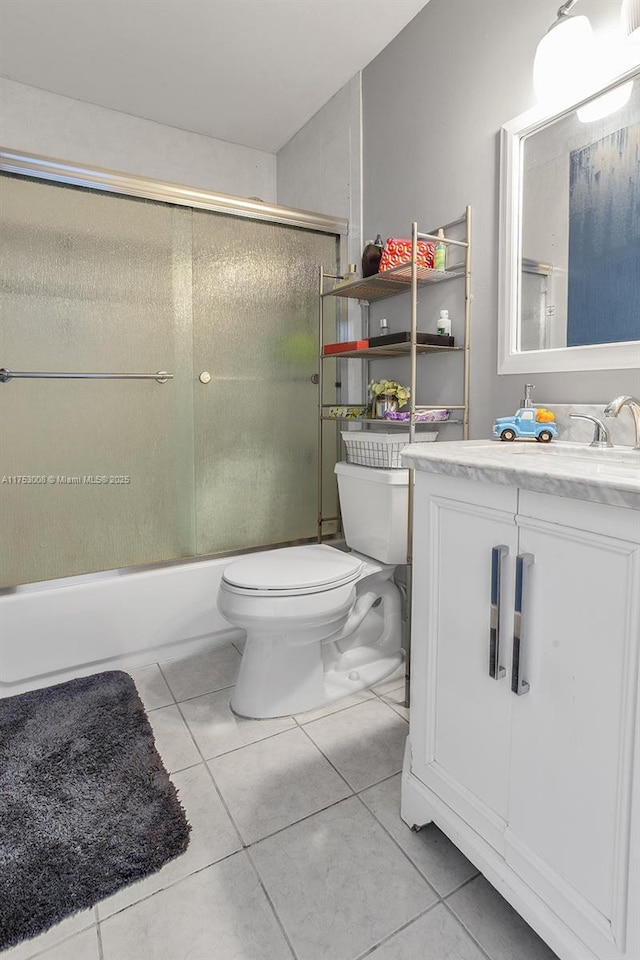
437 309 451 336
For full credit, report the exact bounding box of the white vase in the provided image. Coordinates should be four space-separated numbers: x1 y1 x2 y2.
375 396 399 418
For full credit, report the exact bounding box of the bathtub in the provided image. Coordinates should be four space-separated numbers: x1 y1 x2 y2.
0 556 245 697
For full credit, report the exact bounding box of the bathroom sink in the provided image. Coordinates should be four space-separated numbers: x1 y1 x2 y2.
465 442 640 480
401 438 640 509
488 441 640 465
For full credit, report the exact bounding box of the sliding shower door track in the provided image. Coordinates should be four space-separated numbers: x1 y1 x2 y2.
0 148 347 235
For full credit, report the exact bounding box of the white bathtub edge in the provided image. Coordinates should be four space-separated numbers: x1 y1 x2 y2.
0 555 244 696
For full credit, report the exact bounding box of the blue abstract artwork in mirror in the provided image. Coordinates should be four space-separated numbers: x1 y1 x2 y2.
567 123 640 346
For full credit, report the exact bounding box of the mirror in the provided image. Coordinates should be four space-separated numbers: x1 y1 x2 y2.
498 67 640 373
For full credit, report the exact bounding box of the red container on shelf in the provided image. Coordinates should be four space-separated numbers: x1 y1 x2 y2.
378 238 435 272
323 339 369 355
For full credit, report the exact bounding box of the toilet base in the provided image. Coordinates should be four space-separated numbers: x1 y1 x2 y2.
231 649 404 720
222 554 405 720
323 650 404 709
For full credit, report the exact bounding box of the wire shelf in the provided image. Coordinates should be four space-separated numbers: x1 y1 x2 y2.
322 263 466 302
322 342 463 359
322 416 463 425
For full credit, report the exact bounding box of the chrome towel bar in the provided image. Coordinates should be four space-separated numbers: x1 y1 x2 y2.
0 369 173 384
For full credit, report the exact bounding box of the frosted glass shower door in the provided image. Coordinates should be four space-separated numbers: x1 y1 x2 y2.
192 212 338 554
0 174 195 587
1 169 341 588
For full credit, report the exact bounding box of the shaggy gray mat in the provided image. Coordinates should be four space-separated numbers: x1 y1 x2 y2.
0 670 191 951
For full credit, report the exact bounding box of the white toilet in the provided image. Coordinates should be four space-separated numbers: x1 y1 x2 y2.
217 462 408 718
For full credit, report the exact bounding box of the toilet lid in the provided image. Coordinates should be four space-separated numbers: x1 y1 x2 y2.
222 544 363 593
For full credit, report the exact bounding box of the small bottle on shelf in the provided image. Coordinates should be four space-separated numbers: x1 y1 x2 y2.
434 229 446 272
379 318 389 336
437 309 451 336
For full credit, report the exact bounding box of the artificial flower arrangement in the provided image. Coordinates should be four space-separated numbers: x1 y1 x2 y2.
368 379 411 406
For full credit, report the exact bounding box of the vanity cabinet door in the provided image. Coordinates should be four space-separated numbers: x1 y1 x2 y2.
410 473 518 854
505 492 640 959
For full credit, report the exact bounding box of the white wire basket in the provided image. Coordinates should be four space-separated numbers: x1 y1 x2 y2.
340 431 438 469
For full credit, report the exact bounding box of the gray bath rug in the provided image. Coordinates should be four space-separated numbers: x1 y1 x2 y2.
0 670 191 951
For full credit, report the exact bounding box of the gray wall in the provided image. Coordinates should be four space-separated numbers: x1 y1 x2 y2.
0 78 277 202
278 75 364 400
362 0 639 439
277 75 361 230
278 73 362 282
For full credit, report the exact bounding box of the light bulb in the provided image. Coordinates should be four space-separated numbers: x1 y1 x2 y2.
577 80 634 121
533 14 595 108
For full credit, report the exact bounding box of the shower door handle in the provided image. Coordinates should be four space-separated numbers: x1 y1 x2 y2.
0 368 173 384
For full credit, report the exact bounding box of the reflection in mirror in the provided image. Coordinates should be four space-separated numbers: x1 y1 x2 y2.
520 77 640 352
499 66 640 374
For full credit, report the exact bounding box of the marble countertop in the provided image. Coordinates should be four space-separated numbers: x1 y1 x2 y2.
401 439 640 509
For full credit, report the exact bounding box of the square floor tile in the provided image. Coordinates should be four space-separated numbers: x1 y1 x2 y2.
96 764 241 918
127 664 174 712
100 852 293 960
208 727 351 844
180 688 294 759
360 774 477 896
376 683 409 721
31 926 100 960
0 910 95 960
447 876 559 960
146 704 201 773
232 636 246 654
294 689 375 725
364 903 485 960
160 644 241 702
374 680 404 699
385 699 409 721
251 796 436 960
303 699 408 792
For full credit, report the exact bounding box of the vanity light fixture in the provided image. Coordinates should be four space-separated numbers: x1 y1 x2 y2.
535 0 638 122
576 0 640 121
533 0 595 109
576 79 633 122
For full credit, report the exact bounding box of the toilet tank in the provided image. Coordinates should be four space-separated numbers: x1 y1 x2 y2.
334 461 409 564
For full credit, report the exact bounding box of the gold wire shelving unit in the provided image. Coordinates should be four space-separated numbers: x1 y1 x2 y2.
316 207 472 704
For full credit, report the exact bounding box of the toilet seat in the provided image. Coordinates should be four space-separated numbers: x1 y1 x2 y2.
222 544 364 597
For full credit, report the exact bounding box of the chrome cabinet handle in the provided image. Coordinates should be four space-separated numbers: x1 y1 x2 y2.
489 545 508 680
511 553 533 696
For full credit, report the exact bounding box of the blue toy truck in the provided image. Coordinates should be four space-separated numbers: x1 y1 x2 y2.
493 407 558 442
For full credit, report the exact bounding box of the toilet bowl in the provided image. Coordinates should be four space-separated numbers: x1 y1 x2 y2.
217 462 408 719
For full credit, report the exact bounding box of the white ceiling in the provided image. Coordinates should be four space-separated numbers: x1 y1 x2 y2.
0 0 429 153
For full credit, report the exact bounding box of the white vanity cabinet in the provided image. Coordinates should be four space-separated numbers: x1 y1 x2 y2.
403 470 640 960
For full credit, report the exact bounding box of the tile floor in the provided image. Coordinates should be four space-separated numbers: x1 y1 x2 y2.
2 641 560 960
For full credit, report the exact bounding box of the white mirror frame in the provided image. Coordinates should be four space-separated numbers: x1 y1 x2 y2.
498 66 640 374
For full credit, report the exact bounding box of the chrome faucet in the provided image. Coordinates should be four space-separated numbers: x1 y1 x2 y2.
604 396 640 451
569 414 613 448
